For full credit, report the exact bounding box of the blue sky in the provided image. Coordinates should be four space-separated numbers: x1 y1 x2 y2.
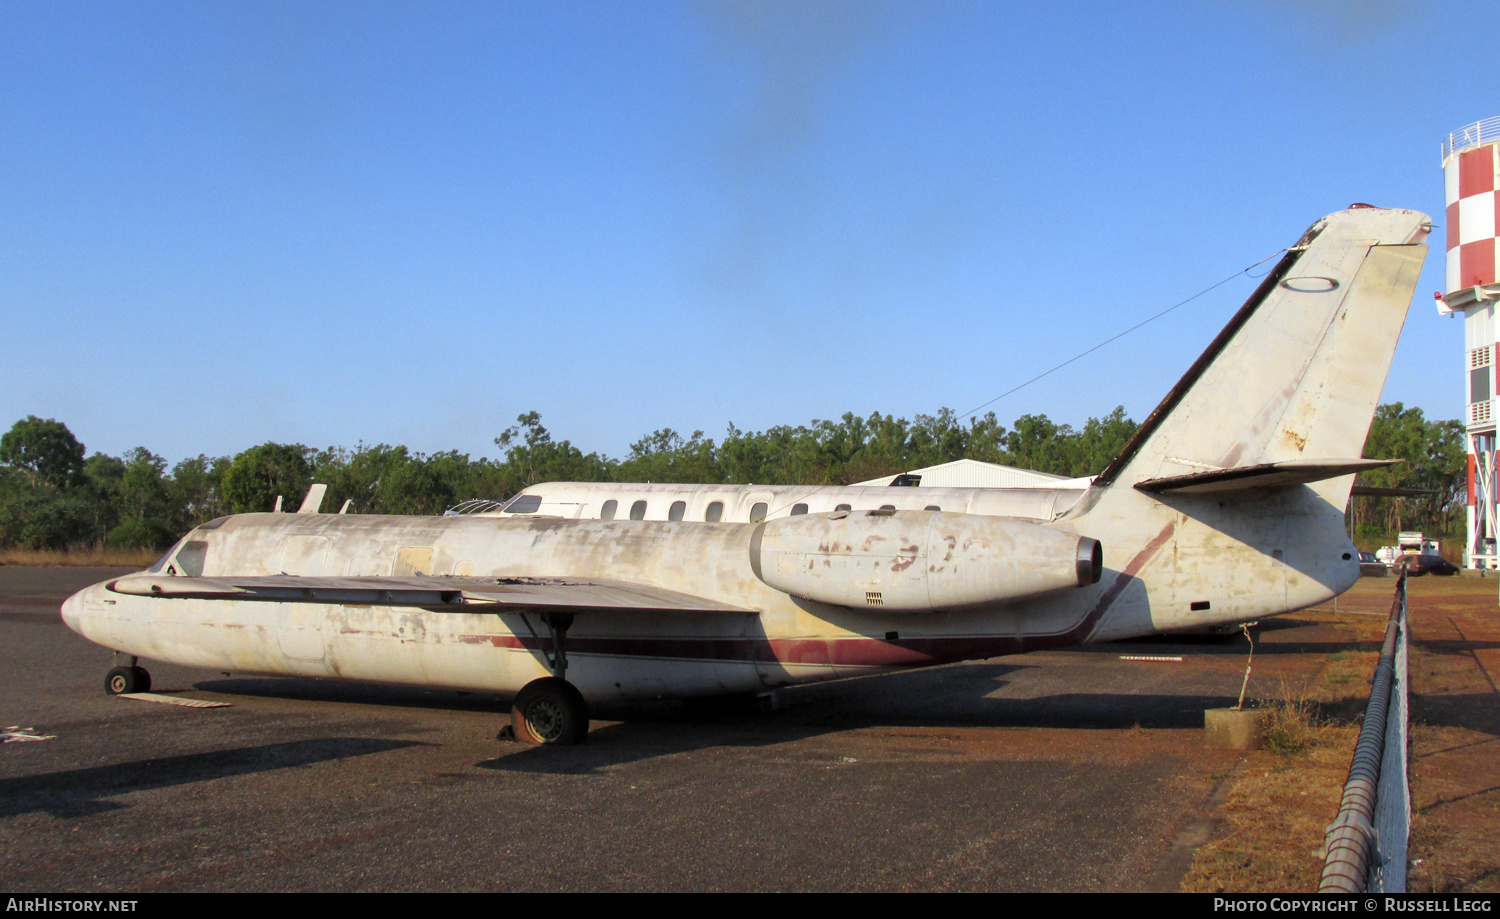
0 0 1490 465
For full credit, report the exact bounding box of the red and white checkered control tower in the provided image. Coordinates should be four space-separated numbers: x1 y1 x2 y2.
1438 118 1500 567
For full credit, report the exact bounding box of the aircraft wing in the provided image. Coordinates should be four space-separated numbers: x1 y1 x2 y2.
106 573 756 615
1134 458 1400 495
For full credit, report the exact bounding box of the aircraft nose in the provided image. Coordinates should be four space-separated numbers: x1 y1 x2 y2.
60 586 88 634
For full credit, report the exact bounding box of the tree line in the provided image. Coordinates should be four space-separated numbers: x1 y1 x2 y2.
1348 403 1467 545
0 403 1465 552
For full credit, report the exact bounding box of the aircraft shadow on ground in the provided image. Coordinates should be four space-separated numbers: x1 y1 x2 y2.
194 677 506 715
1099 615 1406 657
0 737 423 819
174 622 1376 777
479 660 1248 774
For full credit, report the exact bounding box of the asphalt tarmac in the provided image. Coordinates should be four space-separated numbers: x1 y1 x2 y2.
0 567 1342 892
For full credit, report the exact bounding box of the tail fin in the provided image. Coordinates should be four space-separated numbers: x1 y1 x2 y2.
1093 206 1430 505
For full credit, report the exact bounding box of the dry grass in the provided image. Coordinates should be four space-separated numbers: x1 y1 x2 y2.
1180 722 1357 892
1180 619 1383 893
1257 697 1321 756
0 547 157 568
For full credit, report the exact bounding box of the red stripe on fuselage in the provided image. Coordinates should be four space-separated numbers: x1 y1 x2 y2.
448 521 1178 668
454 631 1027 667
1076 519 1177 644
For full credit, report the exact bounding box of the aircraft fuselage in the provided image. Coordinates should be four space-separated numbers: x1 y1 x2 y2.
63 478 1356 703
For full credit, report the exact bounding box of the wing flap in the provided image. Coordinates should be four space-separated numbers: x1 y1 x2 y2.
1134 458 1400 495
106 573 755 615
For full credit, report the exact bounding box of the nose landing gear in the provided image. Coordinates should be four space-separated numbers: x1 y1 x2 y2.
104 655 151 695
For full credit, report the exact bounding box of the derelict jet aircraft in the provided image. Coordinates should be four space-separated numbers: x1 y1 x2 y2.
62 205 1429 744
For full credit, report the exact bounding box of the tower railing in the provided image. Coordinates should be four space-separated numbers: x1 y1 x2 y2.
1443 117 1500 162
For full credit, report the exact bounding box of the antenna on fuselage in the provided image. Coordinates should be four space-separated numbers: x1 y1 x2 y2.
297 483 328 514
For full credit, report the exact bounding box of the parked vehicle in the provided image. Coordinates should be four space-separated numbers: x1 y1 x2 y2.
1394 554 1460 577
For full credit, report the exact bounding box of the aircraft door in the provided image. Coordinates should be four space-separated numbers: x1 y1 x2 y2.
275 603 327 662
277 536 329 662
280 535 329 575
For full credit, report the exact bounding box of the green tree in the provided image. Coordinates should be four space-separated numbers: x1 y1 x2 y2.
495 413 611 488
1006 414 1070 475
80 452 127 546
0 492 94 550
1356 403 1466 540
221 443 314 514
169 454 231 528
103 448 179 549
313 443 406 514
1072 406 1138 477
0 416 85 490
615 429 720 484
963 412 1010 465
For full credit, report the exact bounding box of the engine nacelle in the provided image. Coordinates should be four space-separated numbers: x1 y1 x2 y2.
749 510 1101 613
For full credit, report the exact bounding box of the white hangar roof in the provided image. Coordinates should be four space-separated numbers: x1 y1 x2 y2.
852 458 1095 489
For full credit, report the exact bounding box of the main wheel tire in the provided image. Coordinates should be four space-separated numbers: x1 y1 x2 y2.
105 666 139 695
509 678 589 745
131 666 151 693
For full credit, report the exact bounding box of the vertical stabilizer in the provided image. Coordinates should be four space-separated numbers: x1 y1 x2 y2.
1094 206 1430 506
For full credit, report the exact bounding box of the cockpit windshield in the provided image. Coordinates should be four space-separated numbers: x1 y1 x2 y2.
502 494 543 514
146 537 209 576
147 539 184 573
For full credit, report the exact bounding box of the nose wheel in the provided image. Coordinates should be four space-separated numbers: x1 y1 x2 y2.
105 665 150 695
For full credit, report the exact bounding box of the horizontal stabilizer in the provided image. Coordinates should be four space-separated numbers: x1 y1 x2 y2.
1134 458 1400 495
107 573 755 615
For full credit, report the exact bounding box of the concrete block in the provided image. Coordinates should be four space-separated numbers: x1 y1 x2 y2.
1204 707 1265 749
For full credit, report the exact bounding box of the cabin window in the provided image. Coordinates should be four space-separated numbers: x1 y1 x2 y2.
630 500 647 520
601 499 618 520
791 503 808 516
925 505 941 512
705 501 724 522
503 494 542 514
669 500 686 521
175 541 209 577
880 504 896 511
750 502 768 522
835 504 851 512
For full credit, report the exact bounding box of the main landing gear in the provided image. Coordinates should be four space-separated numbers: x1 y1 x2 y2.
503 613 590 745
104 654 151 695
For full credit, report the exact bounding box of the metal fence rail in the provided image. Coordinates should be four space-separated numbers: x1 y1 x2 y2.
1443 117 1500 162
1319 573 1411 893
